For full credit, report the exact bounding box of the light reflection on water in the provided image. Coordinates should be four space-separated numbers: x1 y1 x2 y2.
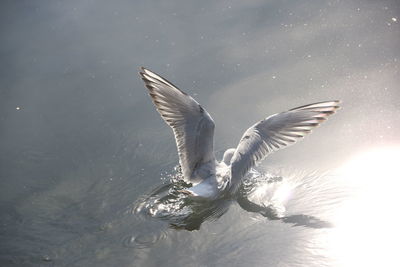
128 146 400 266
324 146 400 267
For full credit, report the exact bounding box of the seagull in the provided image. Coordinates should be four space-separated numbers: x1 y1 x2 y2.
139 67 340 200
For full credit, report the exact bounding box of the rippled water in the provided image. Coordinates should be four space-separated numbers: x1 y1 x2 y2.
1 0 399 266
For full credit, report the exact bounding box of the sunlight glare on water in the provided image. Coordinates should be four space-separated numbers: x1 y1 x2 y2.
327 146 400 267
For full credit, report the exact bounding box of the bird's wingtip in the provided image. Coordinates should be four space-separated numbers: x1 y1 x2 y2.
331 100 342 110
138 66 146 75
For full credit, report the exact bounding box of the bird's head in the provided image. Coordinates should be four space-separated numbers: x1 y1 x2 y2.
222 148 236 165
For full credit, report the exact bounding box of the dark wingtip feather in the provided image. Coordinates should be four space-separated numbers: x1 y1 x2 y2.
138 66 147 78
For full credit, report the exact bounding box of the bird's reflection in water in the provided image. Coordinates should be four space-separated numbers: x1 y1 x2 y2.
134 167 332 231
236 191 333 229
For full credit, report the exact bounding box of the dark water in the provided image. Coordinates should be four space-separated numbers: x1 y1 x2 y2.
1 0 400 266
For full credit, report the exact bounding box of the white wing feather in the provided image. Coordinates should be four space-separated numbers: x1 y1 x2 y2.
139 67 215 183
230 101 340 191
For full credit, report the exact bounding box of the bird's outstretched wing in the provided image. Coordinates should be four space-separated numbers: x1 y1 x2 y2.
230 101 340 191
139 67 215 184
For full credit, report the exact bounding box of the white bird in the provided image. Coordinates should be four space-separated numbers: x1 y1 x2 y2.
139 67 340 200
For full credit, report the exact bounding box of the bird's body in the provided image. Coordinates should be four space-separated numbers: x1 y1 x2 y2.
139 67 339 200
183 161 231 200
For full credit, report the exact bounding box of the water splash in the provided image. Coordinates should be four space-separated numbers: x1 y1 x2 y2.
239 168 345 228
133 166 343 231
132 166 232 231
